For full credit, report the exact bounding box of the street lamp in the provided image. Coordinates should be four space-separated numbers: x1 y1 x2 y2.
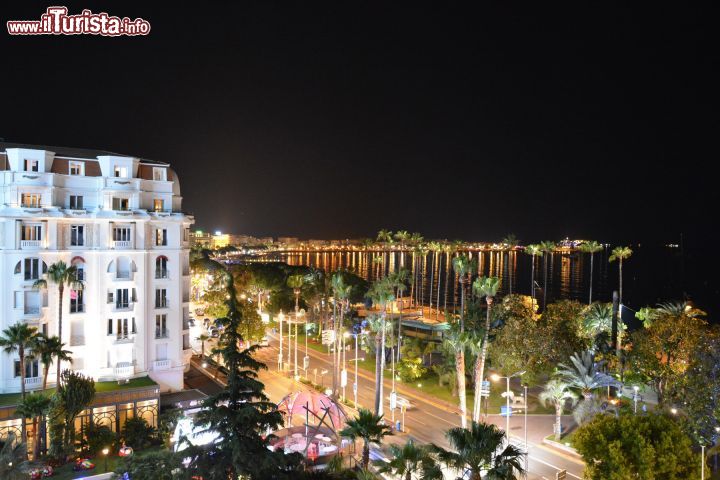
632 385 640 414
523 383 528 480
342 332 350 401
278 311 284 372
491 370 526 444
102 447 109 472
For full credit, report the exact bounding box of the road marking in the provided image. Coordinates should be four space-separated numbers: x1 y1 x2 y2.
526 455 581 479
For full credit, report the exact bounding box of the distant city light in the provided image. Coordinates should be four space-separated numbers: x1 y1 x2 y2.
215 230 222 235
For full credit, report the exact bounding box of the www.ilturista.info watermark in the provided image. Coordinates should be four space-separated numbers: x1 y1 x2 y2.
6 7 150 36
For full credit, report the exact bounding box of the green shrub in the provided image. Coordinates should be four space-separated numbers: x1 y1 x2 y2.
121 417 156 451
84 422 117 455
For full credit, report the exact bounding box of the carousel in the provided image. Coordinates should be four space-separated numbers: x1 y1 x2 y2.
269 391 352 467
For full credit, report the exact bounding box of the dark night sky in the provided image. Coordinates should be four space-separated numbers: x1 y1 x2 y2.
1 2 718 244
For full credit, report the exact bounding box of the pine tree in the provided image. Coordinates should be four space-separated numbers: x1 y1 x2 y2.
187 268 300 479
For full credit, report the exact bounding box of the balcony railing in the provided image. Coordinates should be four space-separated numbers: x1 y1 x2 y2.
20 240 42 248
24 306 40 315
153 359 171 371
24 377 42 388
114 363 134 378
113 240 132 249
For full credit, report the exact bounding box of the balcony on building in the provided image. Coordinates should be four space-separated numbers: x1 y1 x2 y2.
153 359 171 371
114 362 134 378
24 376 42 390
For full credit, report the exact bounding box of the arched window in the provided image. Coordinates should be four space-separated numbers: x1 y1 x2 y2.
155 256 168 279
71 256 86 282
107 256 136 280
20 258 47 281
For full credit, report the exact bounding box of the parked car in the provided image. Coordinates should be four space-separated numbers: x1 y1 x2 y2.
259 336 269 347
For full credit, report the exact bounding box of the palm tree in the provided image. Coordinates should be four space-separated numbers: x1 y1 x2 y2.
394 230 410 249
377 440 441 480
15 393 51 459
197 333 210 359
524 244 542 303
287 273 305 313
608 246 633 305
331 272 352 399
501 234 519 294
339 408 392 470
451 254 476 428
32 334 71 390
427 241 442 310
471 276 500 422
556 351 620 399
431 422 525 480
0 323 39 401
443 325 469 428
579 241 603 303
367 278 395 415
0 435 35 480
377 229 394 246
582 302 613 338
33 260 83 385
635 306 657 328
539 379 578 441
539 241 556 309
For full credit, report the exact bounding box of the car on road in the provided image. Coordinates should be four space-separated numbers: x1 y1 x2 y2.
387 394 414 410
258 336 269 347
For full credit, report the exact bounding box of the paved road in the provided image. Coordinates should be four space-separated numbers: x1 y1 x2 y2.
256 333 585 480
185 327 584 479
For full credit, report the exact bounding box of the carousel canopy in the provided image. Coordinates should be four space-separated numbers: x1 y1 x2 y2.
277 391 347 430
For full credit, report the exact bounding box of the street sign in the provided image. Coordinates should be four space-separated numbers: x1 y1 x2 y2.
500 405 513 417
556 470 566 480
341 369 348 387
389 391 397 410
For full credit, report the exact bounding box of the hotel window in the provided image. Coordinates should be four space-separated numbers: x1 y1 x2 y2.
155 229 168 246
155 289 167 308
69 195 84 210
117 318 129 339
70 225 85 246
114 166 128 178
113 227 132 242
24 258 46 281
69 161 83 175
156 256 168 279
21 224 42 241
24 159 39 172
21 193 41 207
132 317 137 334
107 319 113 335
116 288 130 309
112 197 130 211
155 314 167 338
70 289 84 313
153 198 164 212
153 168 166 181
183 228 189 242
73 260 85 281
15 359 39 378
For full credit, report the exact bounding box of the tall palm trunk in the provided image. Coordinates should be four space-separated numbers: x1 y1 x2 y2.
429 251 436 309
456 349 467 428
33 416 40 458
543 254 549 309
374 313 386 416
618 259 623 305
554 404 563 440
444 255 450 313
19 345 26 400
332 300 338 399
362 439 370 470
473 296 493 422
530 254 536 300
457 280 467 428
42 364 50 391
56 283 64 385
507 251 512 294
436 252 443 321
588 252 595 304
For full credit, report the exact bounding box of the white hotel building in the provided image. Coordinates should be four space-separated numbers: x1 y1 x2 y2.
0 143 194 394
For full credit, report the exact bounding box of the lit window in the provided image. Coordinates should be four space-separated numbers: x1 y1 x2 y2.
69 161 83 175
114 166 128 178
21 224 42 241
153 168 166 181
21 193 41 208
153 198 164 212
155 229 168 246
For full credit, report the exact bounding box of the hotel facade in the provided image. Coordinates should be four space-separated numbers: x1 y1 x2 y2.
0 143 194 395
